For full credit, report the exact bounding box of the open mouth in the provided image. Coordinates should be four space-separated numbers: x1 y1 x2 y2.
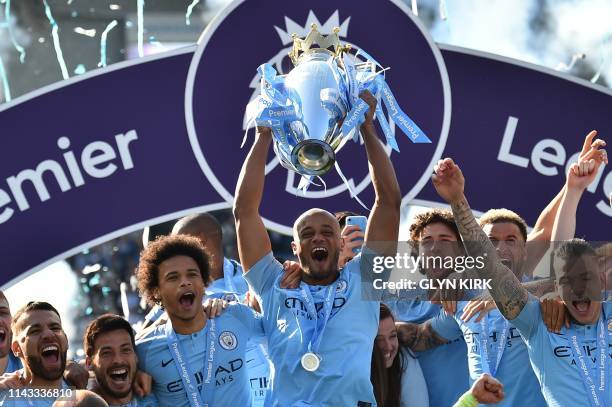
108 367 129 383
500 258 512 269
311 247 329 262
41 344 60 365
179 292 195 308
0 327 6 344
572 299 591 313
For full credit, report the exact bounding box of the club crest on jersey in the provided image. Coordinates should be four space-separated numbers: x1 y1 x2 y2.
219 331 238 350
336 279 348 293
222 293 239 302
608 317 612 332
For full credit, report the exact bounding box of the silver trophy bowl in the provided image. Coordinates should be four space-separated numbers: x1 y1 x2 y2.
280 50 346 176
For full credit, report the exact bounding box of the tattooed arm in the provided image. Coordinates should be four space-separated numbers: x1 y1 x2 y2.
431 158 528 321
396 321 450 352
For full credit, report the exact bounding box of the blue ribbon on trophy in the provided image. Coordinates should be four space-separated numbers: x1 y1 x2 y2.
244 24 431 201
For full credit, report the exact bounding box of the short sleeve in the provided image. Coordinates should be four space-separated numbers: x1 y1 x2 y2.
135 339 150 372
243 252 282 297
429 309 463 341
231 303 265 339
509 294 541 339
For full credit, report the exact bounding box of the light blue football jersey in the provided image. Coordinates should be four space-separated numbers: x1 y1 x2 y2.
244 251 379 406
512 296 611 407
3 353 22 375
430 302 546 407
136 304 263 406
206 258 249 302
245 342 271 407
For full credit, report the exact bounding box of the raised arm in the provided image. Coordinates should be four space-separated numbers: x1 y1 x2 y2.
396 321 449 352
233 128 273 270
552 134 607 241
432 158 528 320
523 186 565 276
359 91 402 249
526 131 606 273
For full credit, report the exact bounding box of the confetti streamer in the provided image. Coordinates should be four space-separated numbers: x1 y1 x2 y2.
99 19 118 67
556 53 585 72
0 55 11 102
4 0 26 63
74 26 96 37
73 64 86 75
591 35 610 83
185 0 200 26
149 36 163 48
43 0 70 80
411 0 418 16
439 0 448 21
137 0 145 57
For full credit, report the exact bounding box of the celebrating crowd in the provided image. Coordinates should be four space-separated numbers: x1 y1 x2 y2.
0 91 609 406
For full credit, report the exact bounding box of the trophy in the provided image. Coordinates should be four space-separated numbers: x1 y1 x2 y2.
245 24 430 187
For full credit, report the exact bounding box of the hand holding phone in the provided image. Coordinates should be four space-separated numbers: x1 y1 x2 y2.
344 216 367 254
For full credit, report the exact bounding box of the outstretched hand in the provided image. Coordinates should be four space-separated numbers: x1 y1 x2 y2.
567 131 607 191
432 158 465 204
280 261 303 289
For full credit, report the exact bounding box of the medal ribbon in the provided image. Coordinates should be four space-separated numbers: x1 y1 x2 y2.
478 317 509 377
165 319 216 407
298 282 337 354
567 314 608 407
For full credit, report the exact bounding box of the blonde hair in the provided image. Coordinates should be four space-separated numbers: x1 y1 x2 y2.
479 208 528 242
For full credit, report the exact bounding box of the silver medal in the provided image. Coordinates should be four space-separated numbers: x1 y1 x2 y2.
301 352 321 372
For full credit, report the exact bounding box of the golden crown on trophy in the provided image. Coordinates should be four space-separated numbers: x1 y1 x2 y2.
289 23 351 65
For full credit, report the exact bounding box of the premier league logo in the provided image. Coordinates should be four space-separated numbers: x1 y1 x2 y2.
219 331 238 350
186 0 450 234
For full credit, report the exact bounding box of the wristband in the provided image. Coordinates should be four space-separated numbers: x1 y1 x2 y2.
453 392 478 407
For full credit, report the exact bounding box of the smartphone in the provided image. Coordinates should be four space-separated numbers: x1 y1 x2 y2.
345 215 367 254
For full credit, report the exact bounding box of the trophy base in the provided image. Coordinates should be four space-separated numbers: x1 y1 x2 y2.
291 140 336 176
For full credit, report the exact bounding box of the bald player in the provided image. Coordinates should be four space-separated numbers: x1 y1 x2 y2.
172 213 248 301
234 90 401 405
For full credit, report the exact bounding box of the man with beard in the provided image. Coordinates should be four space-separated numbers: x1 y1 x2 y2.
84 314 157 406
135 234 263 406
396 208 549 407
383 208 472 407
431 145 610 407
0 302 70 406
233 90 401 405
